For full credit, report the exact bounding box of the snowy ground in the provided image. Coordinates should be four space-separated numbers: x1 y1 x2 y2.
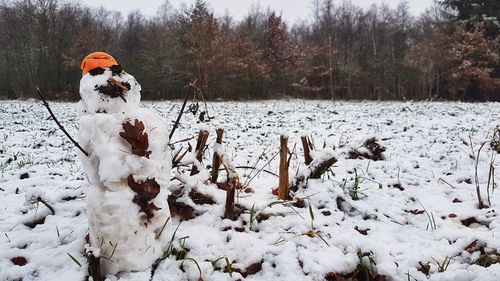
1 100 500 281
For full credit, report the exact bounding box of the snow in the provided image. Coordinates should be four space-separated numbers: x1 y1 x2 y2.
1 100 500 281
78 69 141 115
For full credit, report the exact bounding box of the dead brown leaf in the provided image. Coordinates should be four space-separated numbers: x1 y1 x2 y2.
119 119 151 158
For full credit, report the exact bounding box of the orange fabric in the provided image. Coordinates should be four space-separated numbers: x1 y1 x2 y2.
80 52 118 76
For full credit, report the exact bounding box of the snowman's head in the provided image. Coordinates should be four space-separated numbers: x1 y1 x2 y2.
79 52 141 114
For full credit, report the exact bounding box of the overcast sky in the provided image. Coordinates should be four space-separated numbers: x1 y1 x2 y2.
82 0 435 23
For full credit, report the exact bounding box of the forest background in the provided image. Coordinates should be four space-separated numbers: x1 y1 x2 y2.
0 0 498 101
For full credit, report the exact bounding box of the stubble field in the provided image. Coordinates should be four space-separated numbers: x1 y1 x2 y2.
1 100 499 281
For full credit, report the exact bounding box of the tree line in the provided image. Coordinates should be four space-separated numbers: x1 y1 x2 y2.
0 0 498 101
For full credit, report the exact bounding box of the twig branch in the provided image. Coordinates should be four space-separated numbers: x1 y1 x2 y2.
170 136 196 145
36 87 89 157
234 166 278 177
37 196 55 215
169 80 197 140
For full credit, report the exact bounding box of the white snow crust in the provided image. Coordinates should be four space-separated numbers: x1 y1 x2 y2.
78 69 141 115
1 100 500 281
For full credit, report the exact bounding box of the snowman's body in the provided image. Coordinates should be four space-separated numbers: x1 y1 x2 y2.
78 65 171 276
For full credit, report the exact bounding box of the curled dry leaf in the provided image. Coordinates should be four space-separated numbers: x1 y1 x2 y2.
127 175 161 221
120 119 151 158
355 226 370 235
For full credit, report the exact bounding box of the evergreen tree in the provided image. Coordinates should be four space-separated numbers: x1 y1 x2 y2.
440 0 500 36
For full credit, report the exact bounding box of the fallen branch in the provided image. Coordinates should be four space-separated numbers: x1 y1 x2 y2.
292 148 337 190
310 156 337 179
36 87 89 157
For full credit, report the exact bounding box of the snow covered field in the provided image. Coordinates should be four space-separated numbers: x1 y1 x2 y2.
1 100 500 281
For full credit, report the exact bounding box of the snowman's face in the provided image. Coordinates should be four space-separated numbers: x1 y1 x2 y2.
79 66 141 114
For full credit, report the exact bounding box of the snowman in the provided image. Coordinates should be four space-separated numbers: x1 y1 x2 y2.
77 52 171 277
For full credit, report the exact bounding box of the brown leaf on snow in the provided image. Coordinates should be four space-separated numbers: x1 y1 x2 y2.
119 119 151 158
271 187 278 195
11 256 27 266
169 201 196 221
127 175 161 221
324 272 347 281
461 217 483 227
355 226 370 235
464 239 479 252
230 260 264 278
322 210 332 216
418 261 430 275
24 216 47 228
189 189 216 205
406 209 425 215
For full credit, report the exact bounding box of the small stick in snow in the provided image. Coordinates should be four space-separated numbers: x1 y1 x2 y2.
36 87 89 157
169 79 197 140
211 128 224 183
234 166 278 177
437 178 457 189
278 135 289 200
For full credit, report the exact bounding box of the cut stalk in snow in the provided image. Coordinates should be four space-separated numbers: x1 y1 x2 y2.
301 136 313 165
191 129 209 175
211 128 224 183
278 135 289 200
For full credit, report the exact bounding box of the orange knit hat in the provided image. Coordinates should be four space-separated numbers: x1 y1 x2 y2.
80 52 118 76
